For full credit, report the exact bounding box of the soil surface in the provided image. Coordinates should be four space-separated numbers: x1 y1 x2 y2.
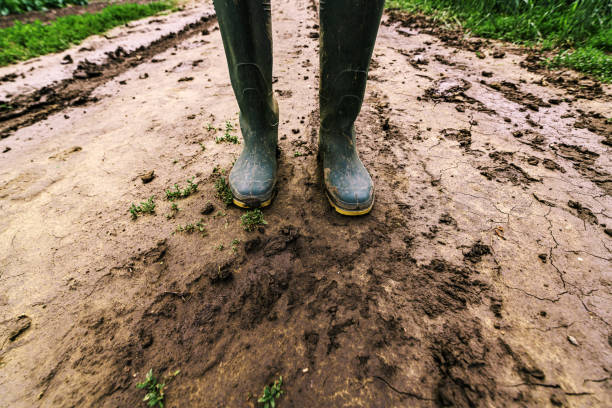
1 0 611 407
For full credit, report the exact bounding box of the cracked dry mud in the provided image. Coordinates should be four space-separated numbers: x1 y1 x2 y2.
1 0 611 407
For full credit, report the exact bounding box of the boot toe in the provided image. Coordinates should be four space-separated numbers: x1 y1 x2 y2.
229 161 276 207
324 161 374 213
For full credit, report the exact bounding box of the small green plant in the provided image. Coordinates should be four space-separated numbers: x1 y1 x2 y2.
231 238 240 253
136 369 165 408
176 219 207 236
241 209 267 232
206 123 215 131
293 151 303 157
216 243 225 251
215 120 240 144
258 376 284 408
165 178 198 201
129 196 156 219
166 203 179 219
215 176 234 205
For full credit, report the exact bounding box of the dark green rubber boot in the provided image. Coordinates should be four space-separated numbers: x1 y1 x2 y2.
213 0 279 208
319 0 385 215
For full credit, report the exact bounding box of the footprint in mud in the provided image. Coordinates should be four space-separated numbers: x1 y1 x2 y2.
486 80 550 111
1 315 32 349
567 200 598 225
48 146 82 161
441 128 471 150
424 77 471 102
479 152 540 185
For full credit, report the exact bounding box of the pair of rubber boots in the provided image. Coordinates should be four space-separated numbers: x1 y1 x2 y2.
214 0 385 216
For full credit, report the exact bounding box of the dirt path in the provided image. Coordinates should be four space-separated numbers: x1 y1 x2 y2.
1 0 611 407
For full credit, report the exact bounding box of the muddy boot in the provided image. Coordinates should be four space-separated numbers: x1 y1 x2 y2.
213 0 279 208
319 0 385 215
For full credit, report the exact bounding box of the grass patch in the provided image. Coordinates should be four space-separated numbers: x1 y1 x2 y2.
241 209 267 232
136 368 180 408
258 376 284 408
0 1 173 66
386 0 612 81
548 46 612 80
215 121 240 144
175 219 207 236
165 178 198 201
136 369 165 408
129 196 156 219
214 176 234 206
1 0 88 16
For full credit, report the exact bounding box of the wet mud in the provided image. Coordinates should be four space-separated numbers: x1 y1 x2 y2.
1 0 611 407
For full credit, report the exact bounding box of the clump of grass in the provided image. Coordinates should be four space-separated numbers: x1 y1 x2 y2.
129 196 156 219
1 0 88 16
231 238 240 252
166 203 179 219
258 376 284 408
386 0 612 81
165 178 198 201
214 176 234 206
241 209 267 232
0 1 174 66
215 121 240 144
175 219 207 236
136 369 165 408
136 369 180 408
548 47 612 82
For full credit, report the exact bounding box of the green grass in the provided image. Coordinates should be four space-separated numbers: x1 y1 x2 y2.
241 209 267 232
136 368 180 408
175 219 207 236
165 178 198 201
386 0 612 82
214 176 234 206
215 121 240 144
1 0 88 16
136 369 165 408
129 196 156 219
0 1 173 66
257 376 284 408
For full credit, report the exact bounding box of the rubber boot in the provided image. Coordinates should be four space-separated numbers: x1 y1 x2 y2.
213 0 279 208
319 0 385 215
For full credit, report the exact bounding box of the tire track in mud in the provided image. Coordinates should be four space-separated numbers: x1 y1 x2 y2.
0 13 217 139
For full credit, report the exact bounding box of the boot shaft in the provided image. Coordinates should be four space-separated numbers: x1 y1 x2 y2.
319 0 385 132
214 0 278 133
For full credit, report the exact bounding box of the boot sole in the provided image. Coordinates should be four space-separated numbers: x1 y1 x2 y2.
325 191 374 216
232 189 275 209
232 196 274 209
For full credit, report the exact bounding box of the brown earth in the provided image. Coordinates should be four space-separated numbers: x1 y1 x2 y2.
1 0 611 407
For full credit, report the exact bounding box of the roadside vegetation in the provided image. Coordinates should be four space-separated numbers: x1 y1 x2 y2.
0 1 173 66
386 0 612 81
0 0 88 16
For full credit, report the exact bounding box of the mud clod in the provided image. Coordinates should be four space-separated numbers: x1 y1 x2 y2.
464 242 491 263
140 170 155 183
567 200 598 225
441 128 471 149
4 315 32 343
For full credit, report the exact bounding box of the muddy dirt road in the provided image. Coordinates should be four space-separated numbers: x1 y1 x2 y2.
1 0 611 406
